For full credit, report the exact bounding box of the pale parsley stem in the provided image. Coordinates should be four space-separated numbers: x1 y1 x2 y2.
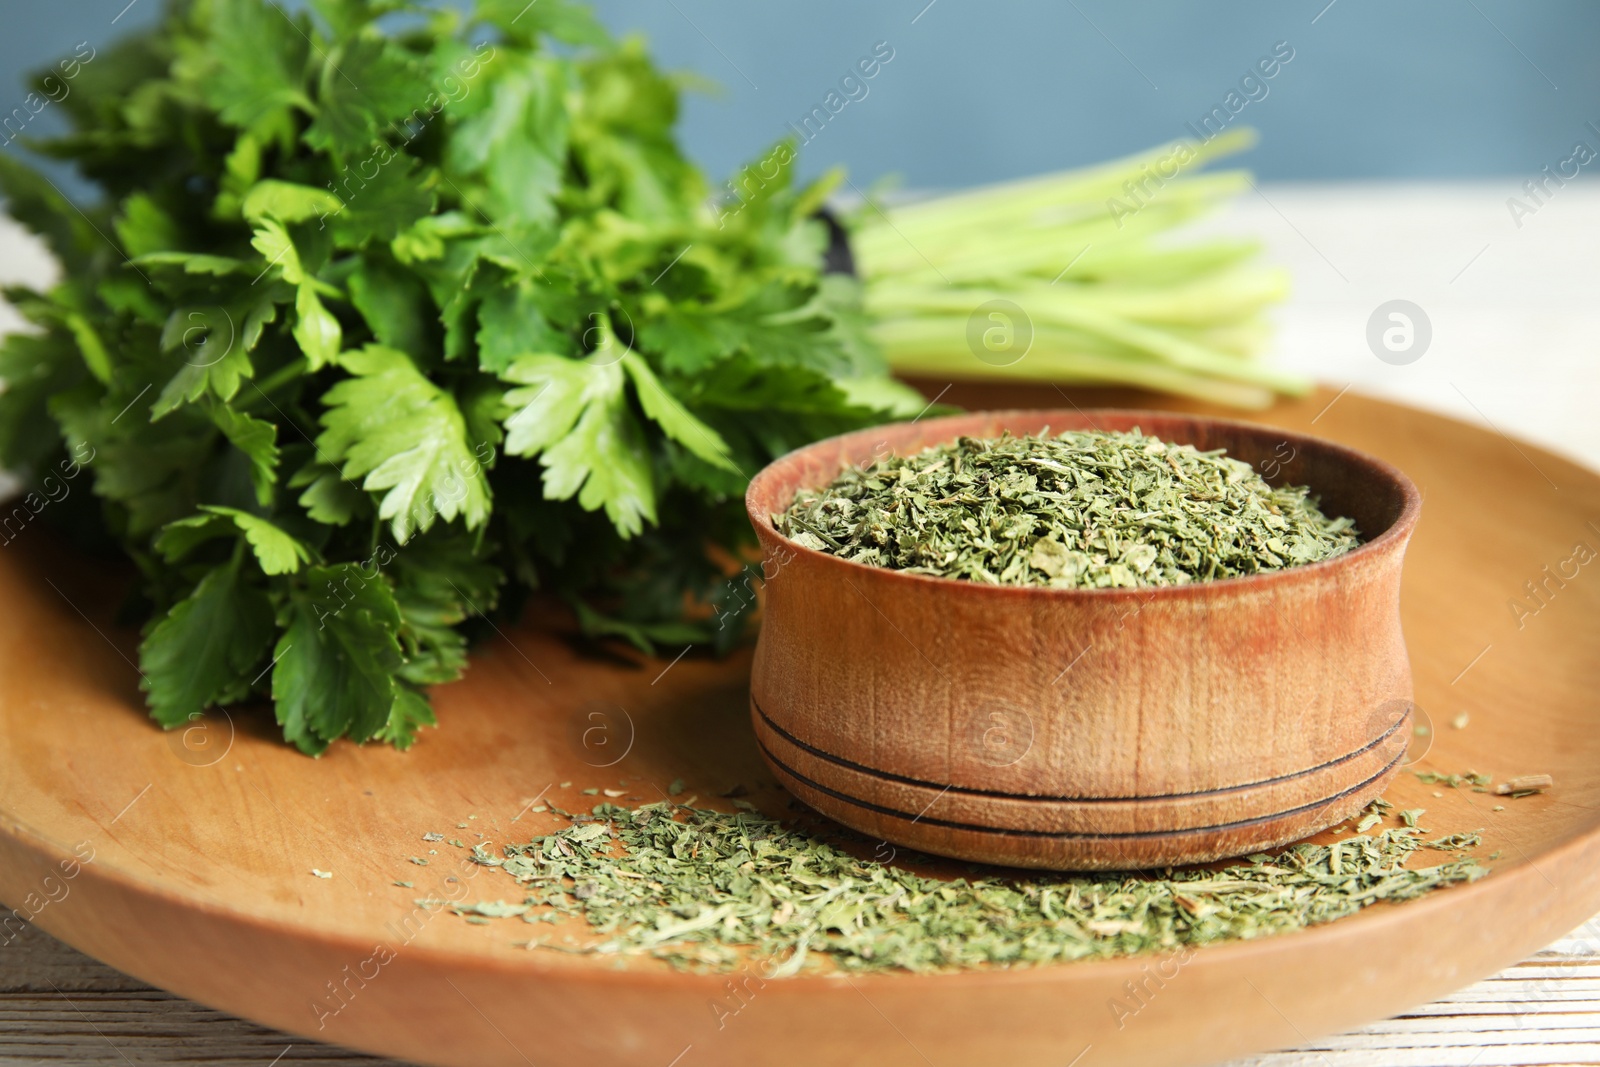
870 303 1309 394
870 334 1277 409
857 173 1252 267
856 205 1258 286
867 269 1289 329
875 127 1258 235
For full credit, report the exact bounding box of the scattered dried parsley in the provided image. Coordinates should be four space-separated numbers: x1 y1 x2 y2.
776 428 1359 588
1424 832 1483 851
1414 770 1493 790
438 801 1484 975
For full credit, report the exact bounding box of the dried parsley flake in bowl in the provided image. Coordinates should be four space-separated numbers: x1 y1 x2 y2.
776 428 1359 587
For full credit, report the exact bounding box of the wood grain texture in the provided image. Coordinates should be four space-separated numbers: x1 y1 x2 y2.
0 385 1597 1067
745 409 1421 869
9 918 1600 1067
0 923 408 1065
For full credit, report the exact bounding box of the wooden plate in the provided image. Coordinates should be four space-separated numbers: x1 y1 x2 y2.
1 384 1597 1067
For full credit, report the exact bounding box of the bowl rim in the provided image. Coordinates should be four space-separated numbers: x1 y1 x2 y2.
743 407 1423 602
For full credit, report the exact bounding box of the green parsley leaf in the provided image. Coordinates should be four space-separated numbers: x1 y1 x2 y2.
475 0 610 47
317 345 492 541
304 35 427 156
242 180 345 226
251 220 305 285
271 562 406 754
621 351 735 472
50 385 210 537
156 506 312 576
153 307 256 418
293 283 342 370
476 277 569 373
209 404 280 506
501 354 654 536
327 156 437 248
0 330 83 471
114 194 181 258
192 0 313 130
307 0 408 38
139 558 275 727
348 254 432 356
63 313 113 385
377 685 437 750
390 530 503 686
133 253 256 277
448 52 568 224
289 461 366 526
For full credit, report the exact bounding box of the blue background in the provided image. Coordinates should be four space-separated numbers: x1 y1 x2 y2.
4 0 1598 190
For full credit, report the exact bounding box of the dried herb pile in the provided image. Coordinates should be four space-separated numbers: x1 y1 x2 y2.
777 428 1359 587
440 800 1484 975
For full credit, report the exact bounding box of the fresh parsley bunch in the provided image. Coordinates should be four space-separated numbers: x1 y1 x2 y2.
0 0 921 753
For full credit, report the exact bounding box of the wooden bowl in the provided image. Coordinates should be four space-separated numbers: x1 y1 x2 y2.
744 409 1423 870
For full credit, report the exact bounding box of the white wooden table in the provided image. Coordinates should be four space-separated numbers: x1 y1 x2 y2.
3 183 1598 1065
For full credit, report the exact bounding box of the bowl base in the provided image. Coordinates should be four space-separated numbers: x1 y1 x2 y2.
753 697 1407 870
